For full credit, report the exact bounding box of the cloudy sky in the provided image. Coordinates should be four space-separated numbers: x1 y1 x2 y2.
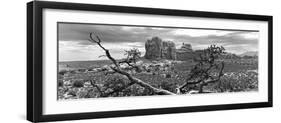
58 23 259 61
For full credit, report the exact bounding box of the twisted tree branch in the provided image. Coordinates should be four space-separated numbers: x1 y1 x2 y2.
88 33 175 95
177 45 225 93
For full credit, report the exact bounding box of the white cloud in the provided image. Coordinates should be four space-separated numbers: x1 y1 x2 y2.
123 42 144 47
172 29 232 37
121 26 145 31
240 32 259 39
224 44 257 54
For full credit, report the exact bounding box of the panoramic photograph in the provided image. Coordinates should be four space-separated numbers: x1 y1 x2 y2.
57 23 259 100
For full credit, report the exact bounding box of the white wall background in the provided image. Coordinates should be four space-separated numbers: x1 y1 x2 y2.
0 0 280 123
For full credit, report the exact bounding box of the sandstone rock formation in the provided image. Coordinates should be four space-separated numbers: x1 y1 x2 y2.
161 41 176 60
144 37 195 61
144 37 163 59
144 37 176 60
177 43 192 53
176 43 194 61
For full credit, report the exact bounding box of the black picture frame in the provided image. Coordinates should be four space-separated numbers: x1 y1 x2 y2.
27 1 273 122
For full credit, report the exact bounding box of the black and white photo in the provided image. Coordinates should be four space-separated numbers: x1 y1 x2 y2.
58 23 259 100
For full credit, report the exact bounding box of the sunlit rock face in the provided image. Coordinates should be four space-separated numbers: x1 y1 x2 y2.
177 43 193 53
145 37 163 59
144 37 176 60
161 41 176 60
176 43 194 61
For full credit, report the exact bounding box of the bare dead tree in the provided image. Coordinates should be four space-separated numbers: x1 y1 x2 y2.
87 33 225 96
177 45 225 93
88 33 175 95
118 48 142 72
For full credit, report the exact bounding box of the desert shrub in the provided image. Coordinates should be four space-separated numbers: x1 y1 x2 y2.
146 69 151 72
104 75 128 90
124 48 141 63
69 70 76 74
125 84 158 96
78 68 86 72
58 79 64 87
102 75 159 97
59 69 68 75
165 73 172 78
86 88 101 98
158 81 177 93
72 79 84 88
211 71 258 92
123 85 145 96
67 88 78 96
87 68 94 71
58 74 63 79
76 88 89 98
103 75 129 96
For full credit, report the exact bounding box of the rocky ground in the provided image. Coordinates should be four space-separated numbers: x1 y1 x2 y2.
58 58 258 100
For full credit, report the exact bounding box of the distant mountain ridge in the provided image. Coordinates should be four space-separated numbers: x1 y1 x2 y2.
239 51 258 57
